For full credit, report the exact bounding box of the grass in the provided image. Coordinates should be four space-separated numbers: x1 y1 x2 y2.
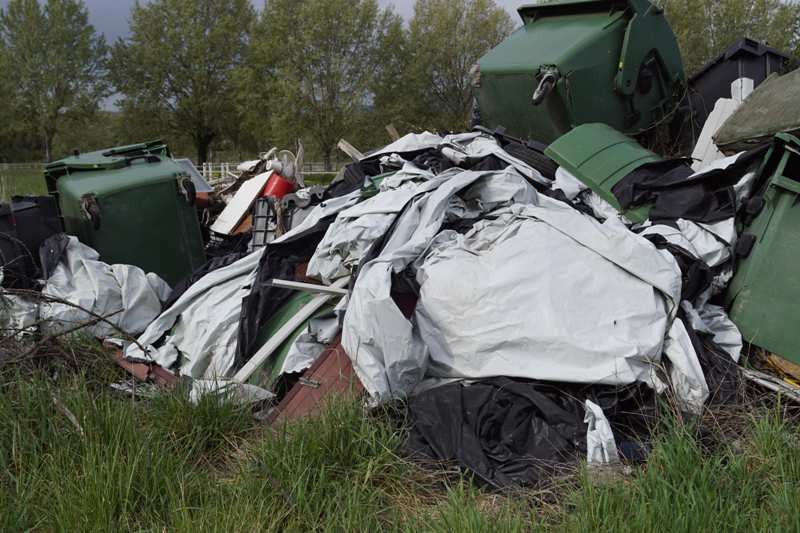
1 337 799 532
0 166 46 201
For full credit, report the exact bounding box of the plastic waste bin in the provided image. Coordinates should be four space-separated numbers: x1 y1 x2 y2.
473 0 685 144
687 37 795 133
44 140 206 286
726 133 800 365
0 196 62 288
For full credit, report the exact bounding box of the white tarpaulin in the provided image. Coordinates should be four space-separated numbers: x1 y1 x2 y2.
124 249 262 378
342 166 713 411
342 167 547 399
308 174 429 284
415 205 682 388
38 237 170 338
362 131 443 160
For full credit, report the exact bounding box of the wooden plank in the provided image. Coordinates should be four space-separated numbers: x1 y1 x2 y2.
337 139 364 161
103 341 178 388
270 337 363 424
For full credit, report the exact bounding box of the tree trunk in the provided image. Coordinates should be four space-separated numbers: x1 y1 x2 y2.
43 130 54 163
323 147 333 172
196 137 211 165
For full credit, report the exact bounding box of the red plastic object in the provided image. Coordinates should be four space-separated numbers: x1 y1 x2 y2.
262 173 295 198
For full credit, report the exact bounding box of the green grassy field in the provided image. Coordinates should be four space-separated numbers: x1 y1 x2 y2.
0 167 46 200
1 337 799 532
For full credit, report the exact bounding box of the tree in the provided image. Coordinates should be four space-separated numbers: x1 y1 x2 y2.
657 0 800 74
111 0 254 164
0 0 109 162
404 0 515 132
246 0 403 170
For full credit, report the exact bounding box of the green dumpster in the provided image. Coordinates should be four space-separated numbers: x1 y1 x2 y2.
545 123 660 222
726 133 800 365
474 0 685 143
45 140 206 286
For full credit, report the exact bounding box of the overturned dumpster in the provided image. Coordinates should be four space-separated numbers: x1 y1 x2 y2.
44 140 206 286
473 0 685 143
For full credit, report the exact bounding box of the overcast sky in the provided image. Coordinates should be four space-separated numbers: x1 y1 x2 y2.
0 0 527 42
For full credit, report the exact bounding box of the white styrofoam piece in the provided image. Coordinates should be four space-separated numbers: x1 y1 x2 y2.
210 171 272 235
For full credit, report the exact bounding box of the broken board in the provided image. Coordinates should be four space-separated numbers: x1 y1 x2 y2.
211 171 272 235
269 337 363 425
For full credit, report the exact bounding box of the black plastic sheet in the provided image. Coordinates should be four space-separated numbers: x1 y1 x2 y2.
407 378 653 488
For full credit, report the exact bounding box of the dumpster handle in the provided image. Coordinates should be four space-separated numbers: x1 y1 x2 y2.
125 154 160 166
81 195 101 230
531 71 560 106
179 177 196 206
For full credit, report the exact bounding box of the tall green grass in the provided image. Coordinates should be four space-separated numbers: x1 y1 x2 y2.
0 167 46 200
1 349 798 532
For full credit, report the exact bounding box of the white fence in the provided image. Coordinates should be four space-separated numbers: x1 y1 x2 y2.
200 162 337 181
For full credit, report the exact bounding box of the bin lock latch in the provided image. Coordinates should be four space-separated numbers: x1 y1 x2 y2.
81 194 101 230
531 67 561 106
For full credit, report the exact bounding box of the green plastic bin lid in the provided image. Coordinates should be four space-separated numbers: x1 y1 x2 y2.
545 123 660 222
45 140 171 177
518 0 650 21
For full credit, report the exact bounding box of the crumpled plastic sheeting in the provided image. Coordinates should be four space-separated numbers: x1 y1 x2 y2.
365 131 549 187
661 318 709 414
37 237 170 338
189 379 275 406
308 182 425 284
0 277 38 337
406 378 591 488
641 218 736 269
362 131 443 160
342 167 538 399
125 191 361 380
682 301 743 362
280 315 340 375
124 249 262 378
585 400 620 465
582 191 632 224
440 132 550 186
551 167 587 201
415 204 683 391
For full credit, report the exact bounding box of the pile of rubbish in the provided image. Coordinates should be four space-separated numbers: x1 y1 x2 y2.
3 0 800 488
3 116 799 486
